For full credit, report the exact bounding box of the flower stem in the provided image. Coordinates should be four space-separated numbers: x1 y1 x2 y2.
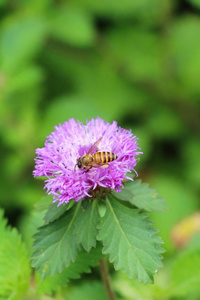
99 258 116 300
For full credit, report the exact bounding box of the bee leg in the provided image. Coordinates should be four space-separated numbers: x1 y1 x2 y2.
100 164 109 169
84 166 92 173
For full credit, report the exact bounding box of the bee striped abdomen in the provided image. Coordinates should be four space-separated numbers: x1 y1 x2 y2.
94 152 117 164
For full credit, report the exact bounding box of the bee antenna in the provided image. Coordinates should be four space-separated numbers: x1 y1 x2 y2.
74 163 77 172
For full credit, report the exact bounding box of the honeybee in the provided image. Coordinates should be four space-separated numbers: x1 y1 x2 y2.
75 137 118 172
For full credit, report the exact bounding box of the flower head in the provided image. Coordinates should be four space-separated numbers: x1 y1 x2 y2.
33 118 142 205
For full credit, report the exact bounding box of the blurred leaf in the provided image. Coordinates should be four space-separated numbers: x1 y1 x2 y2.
107 26 163 81
113 268 169 300
73 0 168 24
37 245 103 294
19 210 46 256
130 126 152 163
98 195 164 283
75 59 142 120
41 95 102 139
150 176 199 253
114 180 167 212
0 0 6 8
0 16 46 72
18 0 51 12
35 195 54 212
41 48 147 127
6 65 44 93
187 0 200 8
186 233 200 252
15 185 46 210
20 194 51 232
169 16 200 97
170 243 200 297
67 281 108 300
147 106 185 138
183 138 200 188
32 202 81 279
20 195 58 255
0 210 31 300
49 6 95 47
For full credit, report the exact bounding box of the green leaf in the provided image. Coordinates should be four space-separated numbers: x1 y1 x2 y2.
49 6 95 47
67 281 108 300
7 65 44 93
187 0 200 10
35 195 54 212
0 209 31 300
19 210 46 256
41 95 103 139
150 175 199 253
170 16 200 96
183 138 200 188
73 0 165 24
147 107 185 139
114 180 167 212
37 244 103 294
97 195 164 283
106 26 163 82
31 201 81 279
44 201 73 225
170 244 200 297
74 199 100 252
0 16 46 72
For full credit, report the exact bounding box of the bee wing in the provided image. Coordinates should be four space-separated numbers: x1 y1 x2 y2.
87 137 102 154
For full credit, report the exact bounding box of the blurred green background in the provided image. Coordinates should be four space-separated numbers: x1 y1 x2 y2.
0 0 200 298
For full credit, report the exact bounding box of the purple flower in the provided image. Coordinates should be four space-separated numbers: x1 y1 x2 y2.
33 118 142 205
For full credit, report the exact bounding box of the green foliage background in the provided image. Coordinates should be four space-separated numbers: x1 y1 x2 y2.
0 0 200 299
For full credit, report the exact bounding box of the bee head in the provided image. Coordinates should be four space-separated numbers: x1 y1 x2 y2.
77 158 82 169
74 158 82 171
